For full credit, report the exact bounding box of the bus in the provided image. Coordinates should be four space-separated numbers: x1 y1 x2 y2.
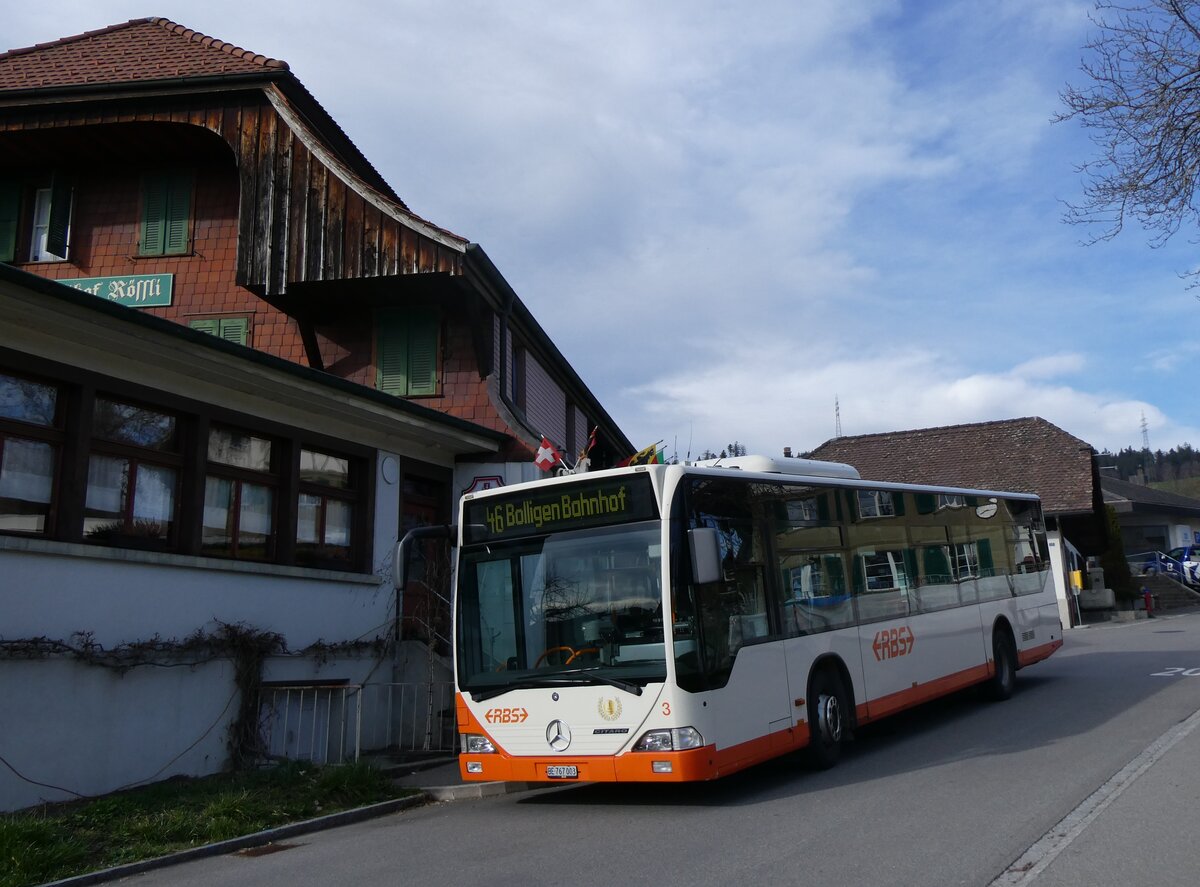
449 455 1062 783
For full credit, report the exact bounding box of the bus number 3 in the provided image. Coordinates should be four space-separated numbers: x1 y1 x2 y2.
662 702 671 716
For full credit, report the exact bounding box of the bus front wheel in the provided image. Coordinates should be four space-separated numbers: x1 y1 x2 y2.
805 668 847 769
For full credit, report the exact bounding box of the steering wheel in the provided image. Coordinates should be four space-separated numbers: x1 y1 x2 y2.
534 645 577 668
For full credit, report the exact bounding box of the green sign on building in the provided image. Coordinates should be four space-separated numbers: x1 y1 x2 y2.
63 273 173 308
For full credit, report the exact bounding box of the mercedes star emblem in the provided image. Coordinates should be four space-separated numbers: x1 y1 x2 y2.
546 719 572 752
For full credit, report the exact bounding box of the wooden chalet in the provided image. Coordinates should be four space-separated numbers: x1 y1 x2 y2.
0 17 629 470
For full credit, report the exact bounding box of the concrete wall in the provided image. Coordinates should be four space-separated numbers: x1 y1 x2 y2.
0 453 406 812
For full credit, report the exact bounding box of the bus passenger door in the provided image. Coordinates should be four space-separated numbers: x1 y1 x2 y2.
854 549 923 720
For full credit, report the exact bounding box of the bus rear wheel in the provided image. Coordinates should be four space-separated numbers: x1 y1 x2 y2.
805 668 848 769
986 629 1017 701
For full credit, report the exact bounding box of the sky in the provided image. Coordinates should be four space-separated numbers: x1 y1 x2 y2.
7 1 1200 460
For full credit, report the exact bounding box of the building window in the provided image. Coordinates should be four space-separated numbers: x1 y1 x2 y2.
84 398 179 544
857 490 897 519
376 310 438 397
191 317 250 346
140 171 193 256
203 427 275 560
0 371 60 533
296 448 357 569
0 175 71 263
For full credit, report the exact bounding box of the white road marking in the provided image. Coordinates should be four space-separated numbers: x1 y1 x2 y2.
989 706 1200 886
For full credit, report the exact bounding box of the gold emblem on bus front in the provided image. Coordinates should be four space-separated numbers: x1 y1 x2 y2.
598 697 623 721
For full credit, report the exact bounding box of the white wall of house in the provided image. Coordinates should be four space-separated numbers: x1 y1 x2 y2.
0 452 437 812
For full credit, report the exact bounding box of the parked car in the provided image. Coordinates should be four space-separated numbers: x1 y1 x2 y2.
1142 545 1200 587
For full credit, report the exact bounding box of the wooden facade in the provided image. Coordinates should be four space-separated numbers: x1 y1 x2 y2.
0 88 466 297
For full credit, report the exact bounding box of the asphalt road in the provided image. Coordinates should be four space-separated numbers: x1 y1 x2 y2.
129 612 1200 887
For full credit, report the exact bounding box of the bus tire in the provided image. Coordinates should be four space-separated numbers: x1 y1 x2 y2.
805 668 848 769
986 628 1017 701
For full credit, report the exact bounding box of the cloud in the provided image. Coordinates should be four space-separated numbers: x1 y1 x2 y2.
619 335 1199 457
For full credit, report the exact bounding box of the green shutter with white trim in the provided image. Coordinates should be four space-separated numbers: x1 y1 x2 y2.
141 172 192 255
217 317 248 345
377 311 410 395
406 313 438 395
46 174 71 259
191 317 249 346
141 175 167 255
164 174 191 255
376 310 438 396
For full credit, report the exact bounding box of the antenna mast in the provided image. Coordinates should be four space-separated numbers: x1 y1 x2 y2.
835 396 842 438
1141 411 1150 451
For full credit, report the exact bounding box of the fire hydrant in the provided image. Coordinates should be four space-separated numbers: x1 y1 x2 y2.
1142 586 1156 618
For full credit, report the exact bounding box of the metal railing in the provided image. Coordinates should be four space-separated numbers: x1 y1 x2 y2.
256 681 457 766
359 681 457 754
257 683 363 765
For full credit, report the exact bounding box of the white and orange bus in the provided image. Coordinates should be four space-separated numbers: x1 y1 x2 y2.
450 455 1062 783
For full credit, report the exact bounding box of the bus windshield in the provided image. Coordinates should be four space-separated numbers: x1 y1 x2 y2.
456 521 667 697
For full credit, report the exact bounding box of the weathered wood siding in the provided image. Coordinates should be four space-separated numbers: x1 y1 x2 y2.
0 92 465 294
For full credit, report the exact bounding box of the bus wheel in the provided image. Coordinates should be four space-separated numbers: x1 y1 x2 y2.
806 668 847 769
986 629 1016 701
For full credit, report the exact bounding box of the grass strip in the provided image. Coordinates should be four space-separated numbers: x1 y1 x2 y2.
1 762 411 887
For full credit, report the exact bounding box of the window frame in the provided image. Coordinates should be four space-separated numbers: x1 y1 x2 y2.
202 425 278 561
0 369 64 535
83 396 183 549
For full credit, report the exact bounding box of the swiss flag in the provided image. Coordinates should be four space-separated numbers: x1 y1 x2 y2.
534 436 563 472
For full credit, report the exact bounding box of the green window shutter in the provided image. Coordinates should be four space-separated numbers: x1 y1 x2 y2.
924 546 951 580
915 494 936 514
406 313 438 395
977 538 994 574
191 318 249 346
46 174 71 259
377 312 410 395
217 317 248 346
376 310 439 396
141 175 167 255
892 493 906 516
0 180 18 263
164 173 191 255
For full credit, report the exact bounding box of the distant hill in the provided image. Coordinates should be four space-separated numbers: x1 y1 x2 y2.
1149 477 1200 501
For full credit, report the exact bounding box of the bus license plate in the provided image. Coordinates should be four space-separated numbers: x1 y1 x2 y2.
546 765 578 779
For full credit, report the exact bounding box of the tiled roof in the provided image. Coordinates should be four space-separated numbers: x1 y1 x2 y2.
806 417 1097 515
1101 475 1200 513
0 18 286 90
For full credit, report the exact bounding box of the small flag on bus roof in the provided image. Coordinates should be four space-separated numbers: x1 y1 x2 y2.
619 442 664 467
534 436 563 472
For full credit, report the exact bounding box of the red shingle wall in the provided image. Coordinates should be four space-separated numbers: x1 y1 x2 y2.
23 164 305 363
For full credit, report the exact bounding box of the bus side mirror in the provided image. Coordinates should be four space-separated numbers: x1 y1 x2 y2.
689 528 722 585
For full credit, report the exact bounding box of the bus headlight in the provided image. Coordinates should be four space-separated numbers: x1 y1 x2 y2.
633 727 703 752
462 734 496 754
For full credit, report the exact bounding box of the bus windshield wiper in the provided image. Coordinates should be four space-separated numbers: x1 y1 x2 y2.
470 669 645 703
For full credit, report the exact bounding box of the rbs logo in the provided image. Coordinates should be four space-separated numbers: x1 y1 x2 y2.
484 707 528 724
872 626 915 661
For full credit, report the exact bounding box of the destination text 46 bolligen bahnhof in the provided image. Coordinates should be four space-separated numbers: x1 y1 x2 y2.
484 486 631 534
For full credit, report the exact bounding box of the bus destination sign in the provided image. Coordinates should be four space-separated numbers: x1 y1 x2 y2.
464 475 658 543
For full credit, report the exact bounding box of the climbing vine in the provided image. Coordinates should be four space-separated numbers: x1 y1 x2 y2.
0 623 389 769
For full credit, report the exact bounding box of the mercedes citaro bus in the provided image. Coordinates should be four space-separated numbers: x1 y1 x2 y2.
443 455 1061 783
